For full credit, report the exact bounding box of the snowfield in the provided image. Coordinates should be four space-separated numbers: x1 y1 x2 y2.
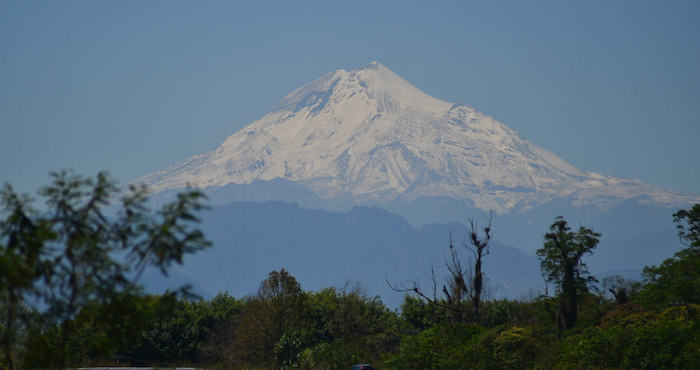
134 62 699 213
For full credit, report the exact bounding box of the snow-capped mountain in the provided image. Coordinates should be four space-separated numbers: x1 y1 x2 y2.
135 62 698 214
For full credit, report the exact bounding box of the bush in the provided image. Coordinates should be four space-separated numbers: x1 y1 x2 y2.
387 323 484 369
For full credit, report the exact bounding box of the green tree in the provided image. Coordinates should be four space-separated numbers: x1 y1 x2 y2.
306 284 400 368
537 216 600 331
49 293 174 366
558 325 626 368
0 186 53 369
0 170 210 368
399 294 449 332
227 269 308 368
673 204 700 251
387 323 484 369
638 204 700 308
130 293 241 366
492 326 532 368
639 249 700 308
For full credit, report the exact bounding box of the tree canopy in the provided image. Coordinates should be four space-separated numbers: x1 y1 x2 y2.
0 170 210 368
537 216 600 330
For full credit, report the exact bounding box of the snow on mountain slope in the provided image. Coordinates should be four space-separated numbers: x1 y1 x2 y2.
134 62 699 213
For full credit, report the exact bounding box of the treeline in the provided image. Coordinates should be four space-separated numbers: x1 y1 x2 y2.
1 172 699 368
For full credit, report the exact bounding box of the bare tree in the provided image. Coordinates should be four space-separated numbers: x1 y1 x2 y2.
388 213 493 324
602 275 640 304
466 213 492 323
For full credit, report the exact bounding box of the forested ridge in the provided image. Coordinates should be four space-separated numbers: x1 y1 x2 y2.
1 172 698 369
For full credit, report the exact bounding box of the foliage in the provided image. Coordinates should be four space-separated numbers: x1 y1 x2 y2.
674 204 700 250
638 248 700 308
29 293 173 367
492 326 532 368
128 292 241 366
0 170 210 368
387 323 484 369
558 304 699 369
481 299 547 327
537 216 600 330
602 274 641 304
0 185 54 369
223 269 308 367
399 294 449 332
638 204 700 308
200 274 402 369
305 285 401 368
558 325 627 368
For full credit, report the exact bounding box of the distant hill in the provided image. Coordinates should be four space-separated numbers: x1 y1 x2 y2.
142 201 684 308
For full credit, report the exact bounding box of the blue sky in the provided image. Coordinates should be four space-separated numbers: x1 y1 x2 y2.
2 1 699 196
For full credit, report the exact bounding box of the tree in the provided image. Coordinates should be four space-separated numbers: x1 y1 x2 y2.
0 170 210 368
128 293 241 366
638 204 700 308
537 216 600 331
673 204 700 252
466 214 492 324
388 323 484 369
0 186 52 370
388 214 493 324
304 283 400 368
228 269 308 367
602 275 641 305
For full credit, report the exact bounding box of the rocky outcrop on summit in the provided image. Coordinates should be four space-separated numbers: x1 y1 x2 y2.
135 62 698 213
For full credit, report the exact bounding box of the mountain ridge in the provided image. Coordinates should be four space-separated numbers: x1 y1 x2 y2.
134 62 699 214
145 200 684 307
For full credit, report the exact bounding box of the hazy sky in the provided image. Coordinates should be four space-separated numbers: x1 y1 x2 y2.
2 1 699 197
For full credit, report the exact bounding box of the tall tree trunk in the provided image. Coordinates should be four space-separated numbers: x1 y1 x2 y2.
561 260 578 330
3 289 17 370
473 257 483 324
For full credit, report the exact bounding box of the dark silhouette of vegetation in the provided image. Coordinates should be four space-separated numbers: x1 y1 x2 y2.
674 204 700 251
637 204 700 309
537 216 600 331
388 214 493 325
602 274 641 305
466 214 492 324
1 173 698 368
0 170 210 368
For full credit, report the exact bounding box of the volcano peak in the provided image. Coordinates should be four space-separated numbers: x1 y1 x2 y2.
134 63 700 213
